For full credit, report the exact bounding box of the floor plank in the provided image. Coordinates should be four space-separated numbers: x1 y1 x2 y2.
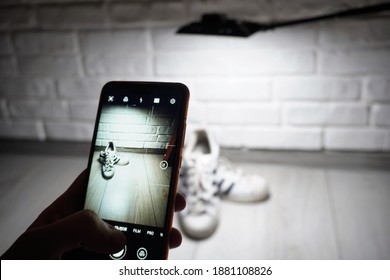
327 169 390 259
192 163 338 259
254 164 338 259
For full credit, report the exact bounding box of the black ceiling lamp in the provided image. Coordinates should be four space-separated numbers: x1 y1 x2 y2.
177 2 390 37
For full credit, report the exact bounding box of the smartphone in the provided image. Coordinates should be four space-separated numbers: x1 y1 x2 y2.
75 81 189 260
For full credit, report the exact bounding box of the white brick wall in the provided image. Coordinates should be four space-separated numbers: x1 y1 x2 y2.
14 31 77 55
325 128 388 151
95 106 176 149
364 77 390 102
0 0 389 152
0 57 19 77
274 77 360 101
19 56 82 77
372 104 390 127
283 103 367 126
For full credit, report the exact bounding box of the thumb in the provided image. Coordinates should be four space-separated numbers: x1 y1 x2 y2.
2 209 126 259
49 209 126 255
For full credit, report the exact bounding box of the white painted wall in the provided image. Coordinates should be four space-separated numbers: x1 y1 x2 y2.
0 0 389 151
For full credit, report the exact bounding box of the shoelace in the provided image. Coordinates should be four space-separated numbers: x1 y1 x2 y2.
100 151 119 165
214 157 243 195
101 152 114 171
181 157 218 215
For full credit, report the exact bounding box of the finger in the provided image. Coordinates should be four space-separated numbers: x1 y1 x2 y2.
169 227 182 249
55 169 89 210
22 209 125 259
174 192 186 212
52 209 126 255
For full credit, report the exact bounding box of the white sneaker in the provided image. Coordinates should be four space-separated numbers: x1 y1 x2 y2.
100 152 115 179
178 129 220 239
216 157 269 202
99 141 129 166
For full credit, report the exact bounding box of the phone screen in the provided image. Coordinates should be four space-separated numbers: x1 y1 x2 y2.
80 82 189 260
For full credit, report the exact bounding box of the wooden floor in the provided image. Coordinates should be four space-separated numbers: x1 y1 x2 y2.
0 147 389 259
85 151 170 227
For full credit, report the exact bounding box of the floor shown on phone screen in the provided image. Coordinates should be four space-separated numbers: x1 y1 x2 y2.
85 151 170 227
0 142 389 259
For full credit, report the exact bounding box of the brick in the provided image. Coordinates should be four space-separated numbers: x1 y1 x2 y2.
58 78 106 98
207 103 279 125
144 141 167 149
149 1 187 21
84 54 152 76
371 104 390 127
110 124 157 134
28 0 98 3
272 0 344 21
211 126 243 148
147 117 173 126
325 128 388 151
0 78 55 98
38 3 106 28
0 56 19 77
70 100 98 121
96 131 108 141
9 100 69 119
45 121 94 141
27 0 99 3
109 132 157 142
79 30 148 53
14 31 76 55
110 1 188 23
187 102 206 124
100 113 146 125
0 119 45 140
0 33 13 54
157 134 171 142
189 0 265 18
242 127 322 150
153 27 231 51
19 55 81 78
364 77 390 102
275 77 360 101
231 50 315 75
228 25 317 50
192 78 271 101
0 99 8 118
157 126 174 134
108 2 149 24
385 131 390 151
0 6 36 30
284 103 367 126
320 48 390 74
97 123 108 132
156 52 230 76
320 18 390 47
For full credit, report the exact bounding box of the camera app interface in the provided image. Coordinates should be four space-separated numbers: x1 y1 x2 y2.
84 91 182 259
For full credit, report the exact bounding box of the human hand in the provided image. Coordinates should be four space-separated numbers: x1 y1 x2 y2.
1 169 186 259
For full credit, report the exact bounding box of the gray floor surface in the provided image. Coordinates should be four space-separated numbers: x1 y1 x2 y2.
0 146 389 259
